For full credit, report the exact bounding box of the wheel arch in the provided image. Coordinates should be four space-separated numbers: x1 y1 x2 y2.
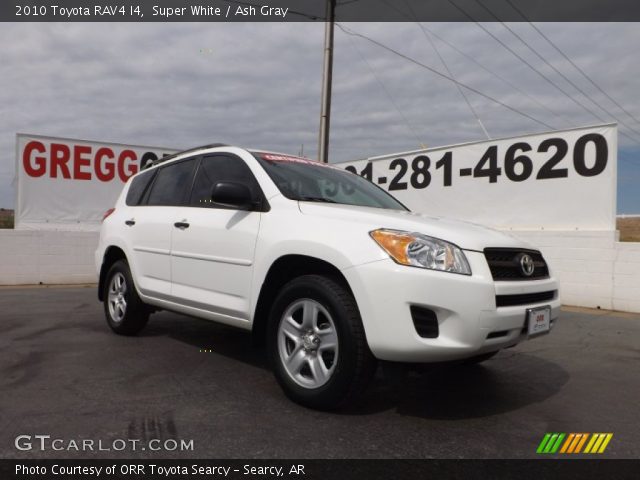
97 246 128 301
251 254 356 346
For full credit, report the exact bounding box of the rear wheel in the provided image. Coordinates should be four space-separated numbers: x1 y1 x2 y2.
267 275 376 410
103 260 149 336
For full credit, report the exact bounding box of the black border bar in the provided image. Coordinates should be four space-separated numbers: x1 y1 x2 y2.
2 459 640 480
4 0 640 22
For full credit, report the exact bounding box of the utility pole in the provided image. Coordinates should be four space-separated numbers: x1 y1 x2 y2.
318 0 336 163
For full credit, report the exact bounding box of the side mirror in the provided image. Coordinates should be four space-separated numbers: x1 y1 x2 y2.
211 182 255 210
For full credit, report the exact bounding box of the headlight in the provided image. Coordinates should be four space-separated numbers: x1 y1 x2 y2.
370 229 471 275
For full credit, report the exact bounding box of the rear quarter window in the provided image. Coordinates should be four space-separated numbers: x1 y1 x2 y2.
125 169 156 206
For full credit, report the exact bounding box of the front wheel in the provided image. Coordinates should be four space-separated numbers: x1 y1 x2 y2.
103 260 149 336
267 275 377 410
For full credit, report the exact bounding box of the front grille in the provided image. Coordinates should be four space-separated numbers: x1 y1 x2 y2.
495 290 556 307
484 248 549 281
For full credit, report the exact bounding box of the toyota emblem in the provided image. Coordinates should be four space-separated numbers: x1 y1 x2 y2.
519 254 535 276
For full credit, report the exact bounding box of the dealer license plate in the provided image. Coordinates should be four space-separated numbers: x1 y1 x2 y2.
527 306 551 336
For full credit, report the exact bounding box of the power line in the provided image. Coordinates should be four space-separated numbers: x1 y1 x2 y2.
425 25 491 140
503 0 640 127
379 0 571 127
474 0 640 142
402 0 490 139
378 0 591 128
420 25 572 127
445 1 606 123
343 31 426 147
446 0 640 146
335 23 556 130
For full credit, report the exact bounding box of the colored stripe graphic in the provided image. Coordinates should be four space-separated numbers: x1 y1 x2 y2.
550 433 565 453
559 433 575 453
536 433 552 453
597 434 614 453
592 434 606 453
537 433 565 454
584 434 598 453
598 433 613 453
569 433 589 453
584 433 614 454
574 433 589 453
544 433 559 453
538 433 613 454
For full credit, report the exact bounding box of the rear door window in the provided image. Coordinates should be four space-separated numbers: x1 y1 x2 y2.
146 158 197 206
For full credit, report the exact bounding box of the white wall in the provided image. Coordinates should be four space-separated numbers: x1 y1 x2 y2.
612 242 640 313
513 230 640 312
0 230 98 285
0 229 638 313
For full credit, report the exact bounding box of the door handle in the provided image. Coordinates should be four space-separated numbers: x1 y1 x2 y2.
174 221 190 229
125 219 136 226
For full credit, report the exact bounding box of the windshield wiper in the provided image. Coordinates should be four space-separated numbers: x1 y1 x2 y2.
297 196 338 204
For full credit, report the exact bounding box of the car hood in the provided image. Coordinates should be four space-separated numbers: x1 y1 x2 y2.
298 202 531 251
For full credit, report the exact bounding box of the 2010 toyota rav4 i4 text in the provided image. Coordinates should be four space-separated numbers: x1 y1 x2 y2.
96 144 560 409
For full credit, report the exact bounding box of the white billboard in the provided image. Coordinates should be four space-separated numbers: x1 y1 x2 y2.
338 124 617 231
15 134 177 230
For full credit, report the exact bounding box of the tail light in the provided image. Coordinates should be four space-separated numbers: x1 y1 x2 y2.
102 208 115 222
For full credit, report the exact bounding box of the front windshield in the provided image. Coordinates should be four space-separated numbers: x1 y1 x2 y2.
253 153 408 211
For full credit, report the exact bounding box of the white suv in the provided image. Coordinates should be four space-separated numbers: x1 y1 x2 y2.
96 144 559 409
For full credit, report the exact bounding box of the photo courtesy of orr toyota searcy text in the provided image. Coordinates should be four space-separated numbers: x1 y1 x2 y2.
15 463 301 477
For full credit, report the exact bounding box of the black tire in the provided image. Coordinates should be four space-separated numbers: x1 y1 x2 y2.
267 275 377 410
461 350 500 365
102 259 149 336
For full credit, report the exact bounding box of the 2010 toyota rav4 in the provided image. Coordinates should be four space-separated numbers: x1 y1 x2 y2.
96 144 560 409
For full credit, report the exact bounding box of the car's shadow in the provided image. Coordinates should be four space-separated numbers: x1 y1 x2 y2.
142 312 569 420
141 311 270 370
350 354 569 420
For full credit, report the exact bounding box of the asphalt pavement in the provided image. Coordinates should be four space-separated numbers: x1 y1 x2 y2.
1 286 638 459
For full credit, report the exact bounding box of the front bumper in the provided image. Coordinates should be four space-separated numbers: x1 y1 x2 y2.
343 251 560 362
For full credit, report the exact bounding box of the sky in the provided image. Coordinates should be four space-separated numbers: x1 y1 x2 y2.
1 22 639 212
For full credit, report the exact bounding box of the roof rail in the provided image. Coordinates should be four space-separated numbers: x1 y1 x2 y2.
142 143 229 169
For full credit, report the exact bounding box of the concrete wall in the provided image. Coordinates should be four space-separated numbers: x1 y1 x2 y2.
514 230 640 312
613 242 640 313
0 229 639 313
0 230 98 285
